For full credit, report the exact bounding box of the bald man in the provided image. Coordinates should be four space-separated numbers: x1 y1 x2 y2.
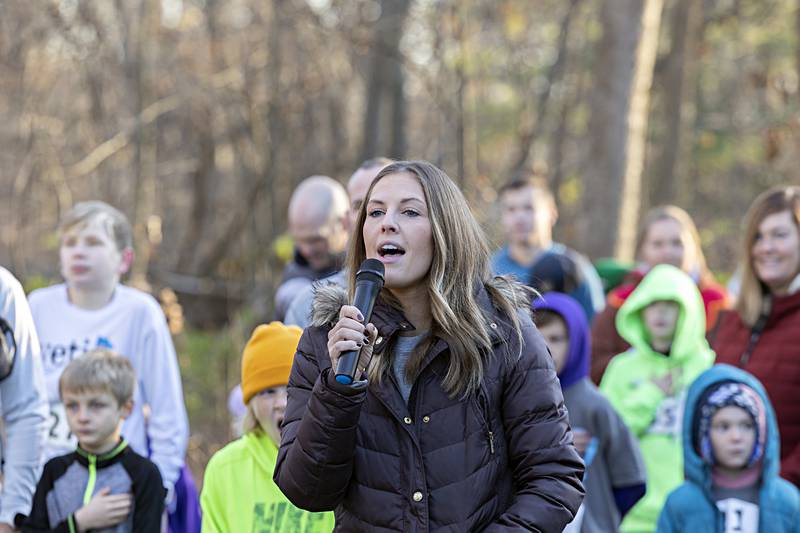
284 158 391 328
274 175 350 321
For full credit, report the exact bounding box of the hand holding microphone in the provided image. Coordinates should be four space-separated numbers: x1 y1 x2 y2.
327 259 384 385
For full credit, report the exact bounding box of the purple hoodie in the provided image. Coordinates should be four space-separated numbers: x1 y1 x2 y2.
534 292 648 526
533 292 591 390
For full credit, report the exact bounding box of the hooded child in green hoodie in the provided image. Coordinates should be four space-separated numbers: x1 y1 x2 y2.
600 264 716 533
200 323 334 533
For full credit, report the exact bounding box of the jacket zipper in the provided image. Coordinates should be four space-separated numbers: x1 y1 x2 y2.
477 386 494 455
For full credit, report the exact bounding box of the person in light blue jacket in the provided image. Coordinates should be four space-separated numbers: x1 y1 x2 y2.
657 364 800 533
491 176 605 321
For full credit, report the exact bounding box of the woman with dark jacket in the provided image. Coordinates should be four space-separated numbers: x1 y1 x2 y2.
712 185 800 486
274 161 585 531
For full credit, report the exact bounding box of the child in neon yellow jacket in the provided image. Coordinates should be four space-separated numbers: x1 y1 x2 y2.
200 322 334 533
600 264 715 533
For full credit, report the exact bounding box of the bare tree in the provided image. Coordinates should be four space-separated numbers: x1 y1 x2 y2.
130 0 161 289
580 0 665 260
361 0 412 161
650 0 702 207
507 0 583 180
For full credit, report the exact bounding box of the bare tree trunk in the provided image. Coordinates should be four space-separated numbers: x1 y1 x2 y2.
390 50 408 159
550 77 581 199
447 1 485 189
8 145 35 275
580 0 664 260
262 1 285 281
796 0 800 107
361 0 411 161
454 2 466 186
173 0 222 274
196 0 285 278
129 0 160 289
177 106 214 272
651 0 701 207
508 0 582 180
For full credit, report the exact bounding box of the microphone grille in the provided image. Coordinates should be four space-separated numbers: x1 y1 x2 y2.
357 258 385 281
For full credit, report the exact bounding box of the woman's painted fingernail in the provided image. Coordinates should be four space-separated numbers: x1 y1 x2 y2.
357 312 364 321
363 335 370 345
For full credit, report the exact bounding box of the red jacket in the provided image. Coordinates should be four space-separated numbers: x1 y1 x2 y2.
712 290 800 486
590 270 728 384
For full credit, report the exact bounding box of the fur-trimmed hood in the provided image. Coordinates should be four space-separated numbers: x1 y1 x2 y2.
310 281 351 328
309 275 535 330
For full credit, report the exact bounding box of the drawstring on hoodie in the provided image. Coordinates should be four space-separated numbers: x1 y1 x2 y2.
740 295 771 367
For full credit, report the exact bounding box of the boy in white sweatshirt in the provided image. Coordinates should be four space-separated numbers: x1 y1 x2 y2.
28 201 188 508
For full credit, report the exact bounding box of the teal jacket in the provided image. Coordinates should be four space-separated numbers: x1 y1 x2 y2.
656 364 800 533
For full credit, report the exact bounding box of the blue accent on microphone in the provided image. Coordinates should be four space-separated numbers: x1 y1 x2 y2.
335 375 354 385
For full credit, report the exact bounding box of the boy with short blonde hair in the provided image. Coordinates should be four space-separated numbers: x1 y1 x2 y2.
57 201 134 253
28 201 189 509
60 347 136 404
22 349 164 532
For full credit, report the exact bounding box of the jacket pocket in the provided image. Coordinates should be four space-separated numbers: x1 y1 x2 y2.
472 385 495 455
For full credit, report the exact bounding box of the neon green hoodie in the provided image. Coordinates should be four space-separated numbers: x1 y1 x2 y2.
599 264 715 533
201 431 335 533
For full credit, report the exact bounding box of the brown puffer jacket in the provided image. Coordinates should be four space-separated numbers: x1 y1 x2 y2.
274 280 585 532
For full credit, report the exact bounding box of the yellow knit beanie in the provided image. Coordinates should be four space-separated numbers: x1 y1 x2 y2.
241 321 302 404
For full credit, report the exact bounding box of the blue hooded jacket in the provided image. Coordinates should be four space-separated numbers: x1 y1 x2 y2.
656 364 800 532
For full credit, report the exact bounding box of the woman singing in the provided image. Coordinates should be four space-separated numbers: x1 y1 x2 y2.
274 160 584 531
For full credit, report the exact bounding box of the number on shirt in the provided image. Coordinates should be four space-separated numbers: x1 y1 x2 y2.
47 403 77 451
717 498 759 533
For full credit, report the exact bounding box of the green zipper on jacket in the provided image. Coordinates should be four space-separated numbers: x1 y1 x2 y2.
76 439 129 505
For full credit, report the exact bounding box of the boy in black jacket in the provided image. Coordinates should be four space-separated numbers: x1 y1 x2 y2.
21 349 164 532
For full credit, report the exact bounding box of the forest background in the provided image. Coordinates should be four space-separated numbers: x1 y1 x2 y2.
1 0 797 480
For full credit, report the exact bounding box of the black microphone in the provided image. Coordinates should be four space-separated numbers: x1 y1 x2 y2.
335 259 385 385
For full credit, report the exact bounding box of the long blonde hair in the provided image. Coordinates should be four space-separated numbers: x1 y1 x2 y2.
635 205 713 283
346 161 529 397
737 186 800 326
241 402 261 434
